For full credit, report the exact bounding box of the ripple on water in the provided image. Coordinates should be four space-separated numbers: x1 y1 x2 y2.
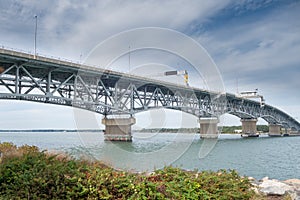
1 132 299 180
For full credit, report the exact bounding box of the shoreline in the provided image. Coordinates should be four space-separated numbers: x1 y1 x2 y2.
1 142 299 199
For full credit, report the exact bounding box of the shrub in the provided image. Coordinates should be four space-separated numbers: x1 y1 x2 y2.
0 143 255 199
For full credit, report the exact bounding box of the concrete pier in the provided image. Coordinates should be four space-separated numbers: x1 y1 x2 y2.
281 128 292 136
102 117 136 141
241 118 258 137
199 118 219 139
268 124 281 136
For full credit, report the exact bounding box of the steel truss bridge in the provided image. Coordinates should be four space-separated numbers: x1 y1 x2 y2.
0 47 299 131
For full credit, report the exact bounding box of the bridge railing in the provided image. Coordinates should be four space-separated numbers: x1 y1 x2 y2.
0 45 212 94
0 45 82 65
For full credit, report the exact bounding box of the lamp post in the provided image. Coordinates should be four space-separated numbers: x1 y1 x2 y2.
128 45 131 73
34 15 37 59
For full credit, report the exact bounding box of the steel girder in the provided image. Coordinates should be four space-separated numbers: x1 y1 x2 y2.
0 48 299 130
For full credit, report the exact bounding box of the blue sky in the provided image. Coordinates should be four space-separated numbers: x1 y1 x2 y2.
0 0 299 129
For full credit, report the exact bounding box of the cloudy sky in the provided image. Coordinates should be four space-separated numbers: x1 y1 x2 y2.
0 0 299 129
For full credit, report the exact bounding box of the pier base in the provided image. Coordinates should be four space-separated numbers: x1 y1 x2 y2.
268 124 281 136
102 117 136 141
199 118 219 139
281 128 292 136
241 118 258 137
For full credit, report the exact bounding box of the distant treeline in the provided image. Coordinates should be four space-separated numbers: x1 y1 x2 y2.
137 125 269 134
138 128 200 133
0 129 103 133
221 125 269 133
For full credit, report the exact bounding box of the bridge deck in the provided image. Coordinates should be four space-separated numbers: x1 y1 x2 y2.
0 47 212 95
0 47 299 130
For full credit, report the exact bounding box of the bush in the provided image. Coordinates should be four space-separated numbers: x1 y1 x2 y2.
0 143 255 199
0 151 87 198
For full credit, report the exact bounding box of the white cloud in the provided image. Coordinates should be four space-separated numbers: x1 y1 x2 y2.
0 1 234 59
196 2 300 95
199 18 300 74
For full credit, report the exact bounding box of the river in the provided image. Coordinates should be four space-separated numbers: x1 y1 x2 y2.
0 131 299 180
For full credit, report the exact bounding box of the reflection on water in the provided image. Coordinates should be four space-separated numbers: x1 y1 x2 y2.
1 131 299 180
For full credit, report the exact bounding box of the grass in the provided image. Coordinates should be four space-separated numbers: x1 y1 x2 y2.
0 142 258 199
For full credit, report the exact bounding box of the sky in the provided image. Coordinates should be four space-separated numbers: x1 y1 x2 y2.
0 0 299 129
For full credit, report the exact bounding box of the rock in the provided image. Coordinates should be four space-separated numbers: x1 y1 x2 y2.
251 186 260 195
259 179 294 196
250 177 300 199
284 179 300 189
261 177 269 182
284 179 300 200
249 176 260 187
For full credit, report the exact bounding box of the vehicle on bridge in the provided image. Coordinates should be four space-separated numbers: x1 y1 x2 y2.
237 89 265 107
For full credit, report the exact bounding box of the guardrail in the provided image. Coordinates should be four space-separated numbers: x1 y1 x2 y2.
0 45 80 64
0 45 202 93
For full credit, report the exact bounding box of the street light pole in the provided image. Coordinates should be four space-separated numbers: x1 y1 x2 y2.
34 15 37 59
128 45 131 73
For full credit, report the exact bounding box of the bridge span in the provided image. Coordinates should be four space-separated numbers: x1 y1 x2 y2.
0 47 299 141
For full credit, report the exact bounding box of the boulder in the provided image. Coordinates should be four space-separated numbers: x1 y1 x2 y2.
284 179 300 200
259 179 294 196
284 179 300 189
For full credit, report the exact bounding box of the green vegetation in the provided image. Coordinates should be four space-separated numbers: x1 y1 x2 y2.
221 125 269 134
138 125 269 134
0 142 256 199
138 128 200 133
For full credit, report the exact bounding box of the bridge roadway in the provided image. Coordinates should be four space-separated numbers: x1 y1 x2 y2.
0 47 299 141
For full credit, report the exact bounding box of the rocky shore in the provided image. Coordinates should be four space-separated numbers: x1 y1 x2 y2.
250 177 300 199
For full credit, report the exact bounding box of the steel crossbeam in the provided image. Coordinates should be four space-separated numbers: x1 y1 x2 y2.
0 47 299 131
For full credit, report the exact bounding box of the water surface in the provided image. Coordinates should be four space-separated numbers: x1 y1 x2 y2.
1 132 299 180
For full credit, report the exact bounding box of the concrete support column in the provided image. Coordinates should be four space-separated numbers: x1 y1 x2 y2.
281 128 292 136
268 124 281 136
241 118 258 137
102 117 136 141
199 117 219 139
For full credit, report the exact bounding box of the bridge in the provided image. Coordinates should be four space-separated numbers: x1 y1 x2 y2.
0 47 299 141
